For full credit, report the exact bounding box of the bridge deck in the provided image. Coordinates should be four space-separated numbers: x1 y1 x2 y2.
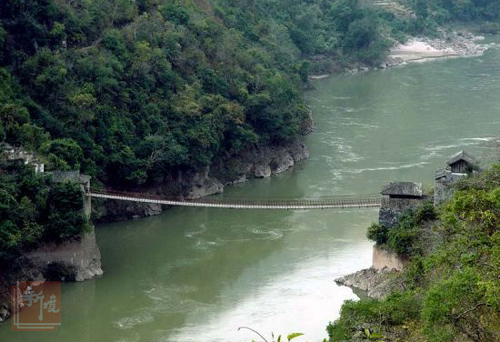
88 190 381 210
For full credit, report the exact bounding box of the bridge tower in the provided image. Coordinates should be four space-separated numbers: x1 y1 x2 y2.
51 171 92 220
379 182 424 228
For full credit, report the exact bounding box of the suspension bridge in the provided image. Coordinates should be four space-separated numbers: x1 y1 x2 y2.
88 189 382 210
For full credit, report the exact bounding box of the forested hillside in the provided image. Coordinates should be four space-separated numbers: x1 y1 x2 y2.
4 0 495 189
0 0 421 189
414 0 500 22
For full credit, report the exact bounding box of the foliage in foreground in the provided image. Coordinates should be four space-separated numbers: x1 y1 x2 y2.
329 165 500 342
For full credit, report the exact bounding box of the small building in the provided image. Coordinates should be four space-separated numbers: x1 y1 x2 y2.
434 150 479 204
379 182 424 228
51 171 91 193
381 181 422 199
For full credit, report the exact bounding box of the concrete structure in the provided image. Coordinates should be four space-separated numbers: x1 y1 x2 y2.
434 150 478 204
379 181 424 227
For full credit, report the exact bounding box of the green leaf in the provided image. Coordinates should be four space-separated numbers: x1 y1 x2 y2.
287 333 304 341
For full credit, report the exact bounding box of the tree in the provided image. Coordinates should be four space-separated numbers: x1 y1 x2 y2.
42 139 84 170
367 223 389 245
343 16 378 51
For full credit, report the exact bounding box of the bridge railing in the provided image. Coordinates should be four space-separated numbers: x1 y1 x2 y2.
88 188 382 209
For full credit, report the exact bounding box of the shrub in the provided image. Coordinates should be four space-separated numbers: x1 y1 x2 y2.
415 201 437 224
367 223 389 245
388 226 421 258
327 292 420 341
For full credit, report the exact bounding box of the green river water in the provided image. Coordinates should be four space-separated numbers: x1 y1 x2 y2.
2 38 500 342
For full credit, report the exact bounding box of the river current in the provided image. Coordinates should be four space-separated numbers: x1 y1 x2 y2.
2 37 499 342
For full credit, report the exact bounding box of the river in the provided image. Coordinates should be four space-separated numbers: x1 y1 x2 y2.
2 38 499 342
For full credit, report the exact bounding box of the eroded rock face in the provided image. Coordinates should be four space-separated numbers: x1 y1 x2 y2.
98 200 163 223
335 267 404 299
373 245 405 272
254 164 272 178
0 305 9 323
181 166 225 199
25 230 103 282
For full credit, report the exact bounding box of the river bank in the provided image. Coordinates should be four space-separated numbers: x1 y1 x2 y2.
0 229 103 323
327 166 499 342
309 29 490 79
97 137 311 222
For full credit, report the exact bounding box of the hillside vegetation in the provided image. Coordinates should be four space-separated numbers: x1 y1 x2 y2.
328 166 500 342
0 161 89 266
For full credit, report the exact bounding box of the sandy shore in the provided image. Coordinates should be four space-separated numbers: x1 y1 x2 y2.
385 30 488 67
308 74 330 80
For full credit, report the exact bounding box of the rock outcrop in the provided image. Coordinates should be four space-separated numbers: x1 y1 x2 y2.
98 201 164 223
373 245 405 272
336 246 406 299
25 230 103 282
335 267 404 300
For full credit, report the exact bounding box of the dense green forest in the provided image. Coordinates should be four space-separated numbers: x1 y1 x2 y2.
416 0 500 22
0 0 433 190
406 0 500 34
328 166 500 342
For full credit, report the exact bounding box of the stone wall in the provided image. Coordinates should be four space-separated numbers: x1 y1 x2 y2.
379 196 425 228
434 179 455 205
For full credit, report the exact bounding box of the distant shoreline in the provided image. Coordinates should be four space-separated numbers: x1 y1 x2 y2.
309 29 490 80
386 30 487 66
